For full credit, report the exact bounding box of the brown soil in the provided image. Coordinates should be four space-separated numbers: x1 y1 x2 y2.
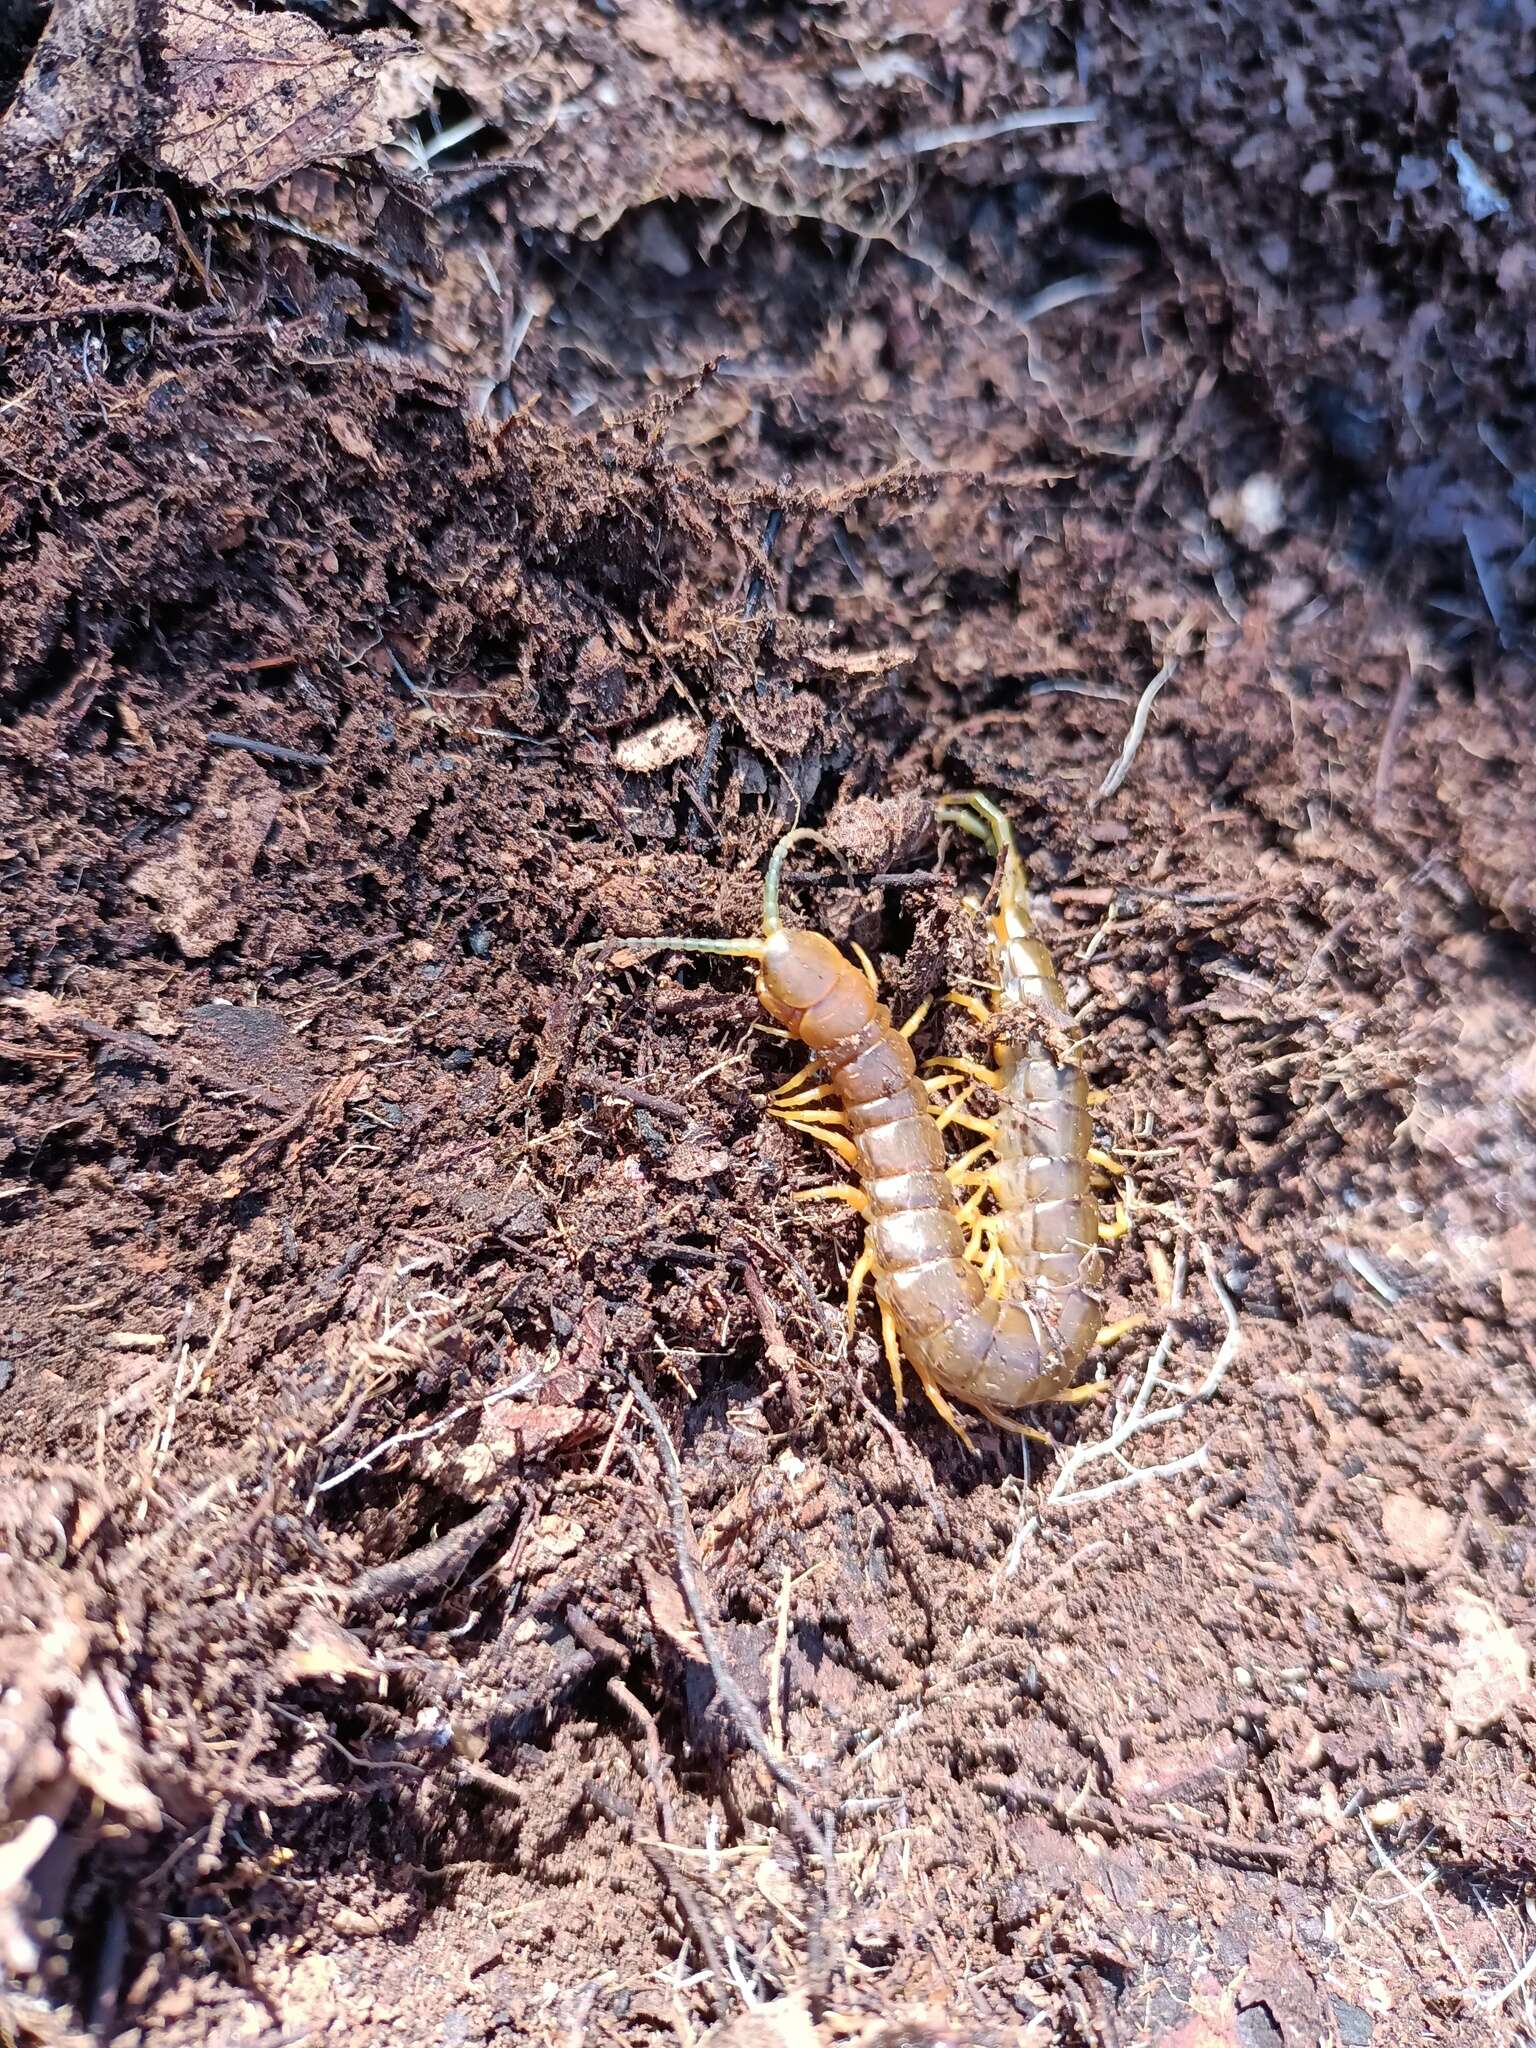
2 3 1534 2046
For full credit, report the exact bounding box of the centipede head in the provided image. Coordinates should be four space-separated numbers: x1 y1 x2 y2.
755 927 849 1026
610 822 854 1026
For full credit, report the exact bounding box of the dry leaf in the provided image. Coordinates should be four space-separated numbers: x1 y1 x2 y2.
156 0 428 194
327 411 380 463
1443 1591 1531 1738
638 1559 704 1661
702 1993 817 2048
280 1609 380 1686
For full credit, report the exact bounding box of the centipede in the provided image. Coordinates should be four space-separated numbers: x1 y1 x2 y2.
614 797 1107 1439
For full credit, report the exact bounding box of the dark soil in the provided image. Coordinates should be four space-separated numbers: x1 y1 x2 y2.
2 2 1534 2046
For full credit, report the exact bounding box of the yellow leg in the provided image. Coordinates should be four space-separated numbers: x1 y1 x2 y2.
791 1182 870 1216
943 990 995 1028
898 995 935 1040
1088 1148 1127 1176
772 1106 849 1128
1099 1200 1131 1243
923 1070 971 1094
948 1140 998 1180
770 1056 822 1100
962 1391 1055 1444
905 1353 976 1452
927 1055 1005 1089
1096 1314 1146 1346
1048 1379 1114 1407
850 941 880 996
981 1241 1007 1299
777 1117 860 1168
846 1244 875 1331
772 1081 836 1109
934 1087 977 1134
945 1111 1001 1143
878 1300 906 1412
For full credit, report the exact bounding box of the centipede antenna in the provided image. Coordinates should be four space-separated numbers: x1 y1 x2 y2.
762 826 847 933
936 791 1020 866
611 933 766 961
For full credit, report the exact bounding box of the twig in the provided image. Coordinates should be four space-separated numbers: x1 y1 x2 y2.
779 867 942 892
730 177 1108 348
607 1676 677 1840
769 1565 792 1759
624 1374 841 1985
742 504 784 620
979 1772 1300 1870
0 298 253 332
812 103 1099 171
207 731 328 769
268 1704 424 1776
1045 1442 1209 1508
1041 1248 1240 1513
575 1070 703 1129
741 1260 799 1384
344 1498 516 1615
1359 1814 1474 1990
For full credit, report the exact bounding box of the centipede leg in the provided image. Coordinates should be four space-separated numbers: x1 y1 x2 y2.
1099 1200 1131 1244
898 995 935 1040
772 1081 838 1109
791 1181 870 1216
944 1110 1002 1144
933 1087 978 1135
845 1244 876 1332
775 1117 860 1168
1096 1314 1147 1347
878 1300 906 1412
850 941 880 996
905 1354 976 1452
769 1057 822 1100
943 990 996 1028
948 1140 999 1180
961 1391 1054 1445
927 1055 1006 1090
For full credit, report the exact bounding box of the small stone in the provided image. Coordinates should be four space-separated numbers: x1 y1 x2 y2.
1210 472 1285 544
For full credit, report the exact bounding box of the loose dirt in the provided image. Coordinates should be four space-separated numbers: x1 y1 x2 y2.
2 2 1533 2045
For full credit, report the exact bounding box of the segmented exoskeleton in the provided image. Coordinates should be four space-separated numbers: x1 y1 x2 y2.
615 809 1105 1437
